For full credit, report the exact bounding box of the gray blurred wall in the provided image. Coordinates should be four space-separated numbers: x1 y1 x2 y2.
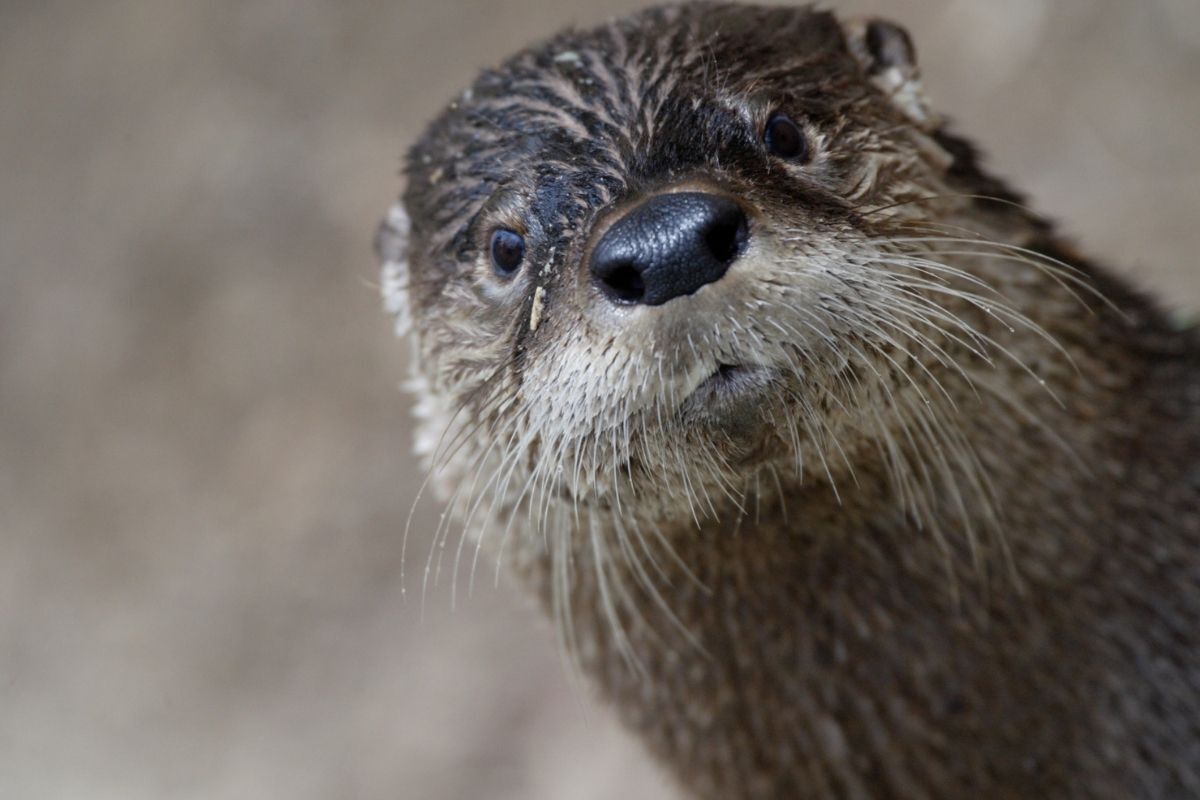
1 1 1197 798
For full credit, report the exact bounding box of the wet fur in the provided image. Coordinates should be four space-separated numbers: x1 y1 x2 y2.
380 4 1200 798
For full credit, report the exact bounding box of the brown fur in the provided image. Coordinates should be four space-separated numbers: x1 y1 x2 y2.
380 4 1200 797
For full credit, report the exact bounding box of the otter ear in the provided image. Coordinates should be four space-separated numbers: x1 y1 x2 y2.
843 18 934 127
377 202 413 337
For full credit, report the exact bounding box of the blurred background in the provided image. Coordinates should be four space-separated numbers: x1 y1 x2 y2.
2 1 1198 797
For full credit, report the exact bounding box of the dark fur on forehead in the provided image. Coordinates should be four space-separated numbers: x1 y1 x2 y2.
402 3 862 270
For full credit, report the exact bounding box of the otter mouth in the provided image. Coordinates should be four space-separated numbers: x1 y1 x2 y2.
681 363 777 416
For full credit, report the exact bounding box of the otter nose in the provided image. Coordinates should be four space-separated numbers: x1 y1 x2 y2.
590 192 748 306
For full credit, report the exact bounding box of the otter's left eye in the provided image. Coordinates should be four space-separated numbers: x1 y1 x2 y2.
763 113 810 163
489 228 526 277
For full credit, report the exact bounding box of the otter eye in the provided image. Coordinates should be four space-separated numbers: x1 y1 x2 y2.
763 113 809 162
489 228 525 276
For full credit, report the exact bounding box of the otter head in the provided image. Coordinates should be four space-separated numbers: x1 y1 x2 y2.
380 3 1073 539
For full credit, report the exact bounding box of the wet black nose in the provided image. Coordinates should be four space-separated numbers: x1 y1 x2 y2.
590 192 749 306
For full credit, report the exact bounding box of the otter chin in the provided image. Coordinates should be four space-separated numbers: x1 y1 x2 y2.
379 4 1200 798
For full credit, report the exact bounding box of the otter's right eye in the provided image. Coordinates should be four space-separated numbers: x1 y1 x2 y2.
489 228 525 277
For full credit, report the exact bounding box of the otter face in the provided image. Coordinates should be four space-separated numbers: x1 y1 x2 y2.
381 3 1065 529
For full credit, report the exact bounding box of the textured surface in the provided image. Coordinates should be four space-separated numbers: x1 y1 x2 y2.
1 1 1198 799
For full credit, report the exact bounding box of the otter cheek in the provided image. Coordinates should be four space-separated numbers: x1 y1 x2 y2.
377 203 412 337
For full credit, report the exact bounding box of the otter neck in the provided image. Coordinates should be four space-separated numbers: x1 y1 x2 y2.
512 384 1152 799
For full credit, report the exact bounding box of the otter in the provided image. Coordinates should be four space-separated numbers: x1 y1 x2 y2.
378 4 1200 798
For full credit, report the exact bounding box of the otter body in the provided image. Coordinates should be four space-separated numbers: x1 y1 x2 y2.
380 5 1200 797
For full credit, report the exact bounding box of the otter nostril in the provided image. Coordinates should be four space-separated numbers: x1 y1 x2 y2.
600 263 646 303
704 212 748 266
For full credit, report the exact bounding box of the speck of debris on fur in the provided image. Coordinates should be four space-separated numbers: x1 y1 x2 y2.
553 51 581 64
529 286 546 331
